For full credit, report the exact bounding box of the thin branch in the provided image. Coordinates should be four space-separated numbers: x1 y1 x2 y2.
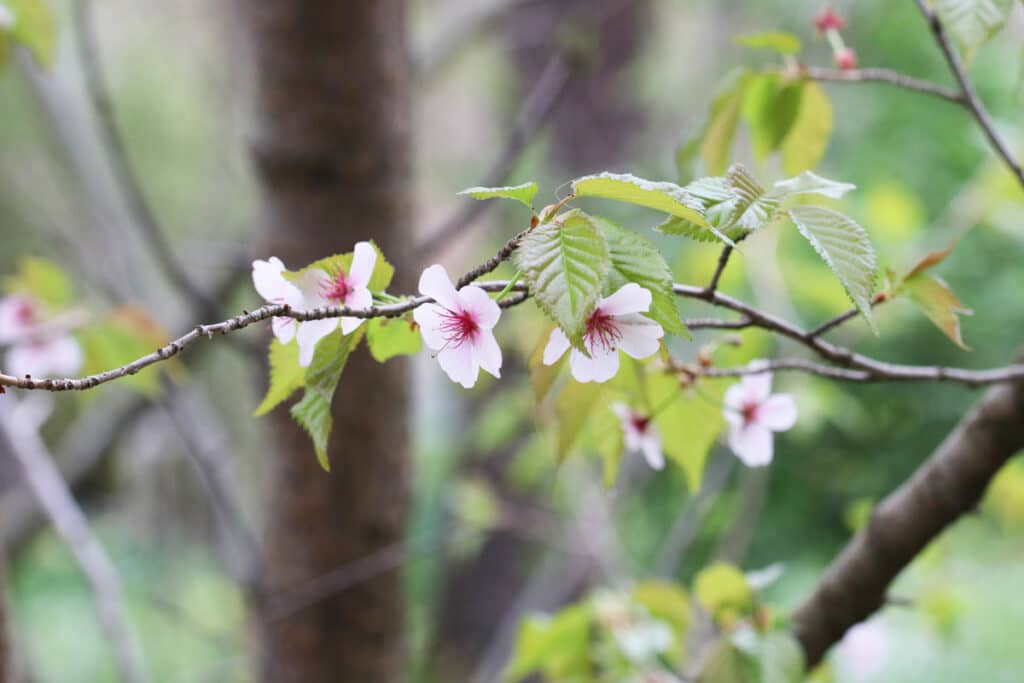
0 419 150 683
804 66 964 104
683 317 754 331
806 307 861 339
912 0 1024 190
697 359 871 382
704 245 733 296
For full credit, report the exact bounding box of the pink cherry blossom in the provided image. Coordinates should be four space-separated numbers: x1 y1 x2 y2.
252 257 305 345
611 403 664 470
0 294 83 379
413 265 502 389
287 242 376 367
722 368 797 467
543 283 664 383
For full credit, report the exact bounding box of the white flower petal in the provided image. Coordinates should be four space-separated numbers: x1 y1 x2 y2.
339 287 373 335
7 336 81 378
542 328 571 365
413 304 448 350
436 344 479 388
457 286 501 329
471 329 502 379
740 371 773 403
723 383 748 412
292 269 332 308
253 258 303 306
271 317 296 344
729 424 774 467
348 241 377 289
610 402 632 422
418 265 459 310
0 295 36 344
641 432 664 470
296 318 338 367
759 393 797 431
599 283 652 316
617 316 664 360
0 4 14 30
569 346 619 383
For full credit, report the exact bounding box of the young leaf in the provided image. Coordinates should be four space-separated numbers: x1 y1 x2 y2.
528 327 565 401
700 69 753 176
788 206 878 332
8 0 55 67
556 380 603 462
648 372 725 491
771 170 855 200
934 0 1013 61
742 73 803 163
366 316 421 362
780 80 833 175
513 210 610 346
901 274 973 350
694 563 754 621
592 216 690 338
290 390 333 471
254 339 305 416
733 31 802 55
504 604 593 682
572 172 709 227
457 181 539 211
760 632 806 683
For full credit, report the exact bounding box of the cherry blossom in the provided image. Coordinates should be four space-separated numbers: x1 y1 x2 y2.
0 294 83 379
252 257 305 345
292 242 377 367
543 283 664 383
722 369 797 467
813 7 847 33
0 3 14 30
413 264 501 389
611 403 664 471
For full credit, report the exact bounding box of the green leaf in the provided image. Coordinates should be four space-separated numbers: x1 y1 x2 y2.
505 605 593 682
700 69 752 176
633 581 693 653
901 274 973 350
733 31 802 55
514 209 610 346
695 563 754 622
290 391 333 471
528 327 565 401
556 380 603 462
366 317 421 362
78 307 171 397
572 172 710 226
780 81 833 175
788 206 877 332
457 181 539 211
287 242 395 294
8 0 55 66
934 0 1013 60
254 339 305 416
771 170 855 200
698 639 752 683
4 257 73 310
742 73 803 163
759 632 805 683
648 373 725 491
593 216 689 338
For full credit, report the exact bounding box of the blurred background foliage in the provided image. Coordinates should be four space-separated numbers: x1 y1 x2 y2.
0 0 1023 681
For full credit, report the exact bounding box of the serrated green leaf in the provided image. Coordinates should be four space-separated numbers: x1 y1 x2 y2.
572 172 710 226
901 274 973 350
556 380 603 462
366 316 421 362
290 390 333 471
592 216 689 338
4 257 73 310
700 69 753 176
742 74 803 163
934 0 1013 61
457 181 539 210
788 206 877 332
8 0 54 66
505 605 593 682
254 339 304 416
771 170 855 200
781 81 833 175
733 31 802 55
514 210 610 346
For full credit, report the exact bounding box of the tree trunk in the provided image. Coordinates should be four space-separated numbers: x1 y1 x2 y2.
0 553 10 683
245 3 412 682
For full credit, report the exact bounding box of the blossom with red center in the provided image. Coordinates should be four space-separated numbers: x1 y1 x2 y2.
252 256 305 345
0 294 83 379
834 47 858 70
722 367 797 466
543 283 664 383
413 264 502 389
611 402 664 470
814 7 847 32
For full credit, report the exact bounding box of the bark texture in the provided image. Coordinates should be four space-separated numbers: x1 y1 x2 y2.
794 378 1024 667
245 3 412 682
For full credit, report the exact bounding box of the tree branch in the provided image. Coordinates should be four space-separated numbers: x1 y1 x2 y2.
804 66 964 104
793 375 1024 667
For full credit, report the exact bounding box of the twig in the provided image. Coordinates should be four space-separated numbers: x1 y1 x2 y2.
804 66 964 104
684 317 754 331
704 245 733 296
0 419 150 683
806 307 862 339
697 359 870 382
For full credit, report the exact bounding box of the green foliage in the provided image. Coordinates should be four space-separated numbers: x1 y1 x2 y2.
528 327 565 401
733 31 802 55
0 0 56 68
253 338 304 416
457 181 539 211
788 206 878 331
514 209 610 348
505 604 593 682
556 379 603 461
572 172 712 233
890 244 972 349
933 0 1013 61
78 307 171 397
653 377 726 492
780 81 832 175
742 74 803 164
692 69 753 177
285 241 395 294
366 316 421 362
695 563 755 624
3 256 72 310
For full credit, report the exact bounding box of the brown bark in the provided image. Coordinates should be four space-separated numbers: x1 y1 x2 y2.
245 2 412 682
794 378 1024 668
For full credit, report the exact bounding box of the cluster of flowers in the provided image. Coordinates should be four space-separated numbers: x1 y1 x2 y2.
253 247 798 469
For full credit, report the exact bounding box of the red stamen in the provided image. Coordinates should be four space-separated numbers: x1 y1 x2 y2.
584 309 622 352
439 308 478 348
629 414 651 434
14 299 35 325
320 268 354 304
741 401 760 426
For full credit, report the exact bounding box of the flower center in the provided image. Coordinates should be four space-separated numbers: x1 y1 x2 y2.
321 270 354 304
439 308 478 348
584 309 622 352
629 414 651 434
741 401 760 426
14 299 35 325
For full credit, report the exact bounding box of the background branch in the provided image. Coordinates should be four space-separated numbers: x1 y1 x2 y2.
804 66 964 103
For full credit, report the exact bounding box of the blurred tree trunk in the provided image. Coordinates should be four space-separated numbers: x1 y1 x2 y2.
0 555 9 683
245 2 412 682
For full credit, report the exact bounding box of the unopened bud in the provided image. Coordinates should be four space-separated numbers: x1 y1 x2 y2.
814 7 847 33
834 47 858 70
697 348 714 368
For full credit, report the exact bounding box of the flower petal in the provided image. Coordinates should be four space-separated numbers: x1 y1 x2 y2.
610 402 632 423
437 344 479 388
7 336 82 378
457 286 501 329
599 283 652 316
340 287 373 335
293 269 332 307
348 241 378 289
729 424 774 467
542 328 571 366
272 317 297 344
412 304 448 350
740 371 773 403
616 315 664 360
569 346 619 383
641 433 665 471
418 265 459 310
296 318 338 367
253 258 303 306
759 393 797 431
471 329 502 379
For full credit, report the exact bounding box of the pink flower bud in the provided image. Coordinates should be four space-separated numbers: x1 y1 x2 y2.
834 47 858 70
814 7 847 32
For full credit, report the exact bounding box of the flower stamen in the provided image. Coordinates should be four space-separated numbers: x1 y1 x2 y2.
584 310 622 352
438 308 479 349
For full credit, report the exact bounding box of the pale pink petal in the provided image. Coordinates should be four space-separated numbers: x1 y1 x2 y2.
471 329 502 379
252 258 303 305
729 424 774 467
599 283 652 316
348 242 377 289
623 427 643 452
0 295 36 344
291 269 331 307
740 371 773 403
610 402 632 422
436 344 479 388
8 343 60 378
418 265 459 310
456 286 501 329
272 317 296 344
723 408 743 430
296 318 338 367
413 304 448 350
569 346 619 383
340 287 373 335
723 383 748 413
44 336 83 376
543 328 571 365
640 432 665 470
759 394 797 431
616 315 664 360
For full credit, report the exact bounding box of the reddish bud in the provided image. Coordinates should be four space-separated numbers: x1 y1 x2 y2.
834 47 858 70
814 7 847 32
